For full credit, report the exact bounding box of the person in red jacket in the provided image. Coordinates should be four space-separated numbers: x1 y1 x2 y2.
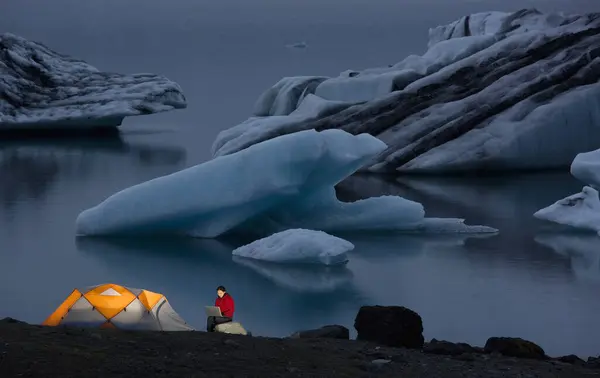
207 285 235 332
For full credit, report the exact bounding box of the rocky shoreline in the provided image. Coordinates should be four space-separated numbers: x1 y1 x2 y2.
1 306 599 377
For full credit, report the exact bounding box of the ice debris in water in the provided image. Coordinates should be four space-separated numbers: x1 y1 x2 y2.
76 129 497 238
232 229 353 265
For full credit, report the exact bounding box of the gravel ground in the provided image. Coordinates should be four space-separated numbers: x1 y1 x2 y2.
0 319 598 378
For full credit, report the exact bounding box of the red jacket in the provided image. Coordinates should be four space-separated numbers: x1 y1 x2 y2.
215 293 234 318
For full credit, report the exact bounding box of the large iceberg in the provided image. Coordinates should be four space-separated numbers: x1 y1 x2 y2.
570 149 600 190
75 129 496 237
232 229 353 265
211 9 600 173
0 33 186 130
534 149 600 233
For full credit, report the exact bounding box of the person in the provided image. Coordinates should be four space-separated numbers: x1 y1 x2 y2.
206 285 235 332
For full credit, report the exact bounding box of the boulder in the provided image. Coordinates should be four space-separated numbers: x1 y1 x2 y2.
483 337 546 359
0 317 25 324
214 322 248 336
423 339 478 356
290 325 349 340
587 356 600 368
555 354 585 365
354 305 424 349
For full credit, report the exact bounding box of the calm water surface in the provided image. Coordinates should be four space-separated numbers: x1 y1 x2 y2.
1 0 600 358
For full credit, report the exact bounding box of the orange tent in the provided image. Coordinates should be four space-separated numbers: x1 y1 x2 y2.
43 283 193 331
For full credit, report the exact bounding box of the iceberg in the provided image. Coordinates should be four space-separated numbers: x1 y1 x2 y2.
534 149 600 233
211 9 600 173
534 186 600 234
252 77 328 117
76 129 496 237
0 33 186 130
232 229 353 265
571 149 600 189
211 94 353 157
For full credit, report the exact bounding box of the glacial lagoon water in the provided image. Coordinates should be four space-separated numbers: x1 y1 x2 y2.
1 0 600 358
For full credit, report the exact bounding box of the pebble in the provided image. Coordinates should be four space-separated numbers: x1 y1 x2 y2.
90 333 102 340
454 353 475 361
372 359 391 365
223 339 240 348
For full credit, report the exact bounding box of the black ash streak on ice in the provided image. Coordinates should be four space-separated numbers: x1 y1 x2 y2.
0 33 186 129
214 9 600 173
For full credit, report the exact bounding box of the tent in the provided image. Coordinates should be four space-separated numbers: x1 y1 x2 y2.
42 283 194 331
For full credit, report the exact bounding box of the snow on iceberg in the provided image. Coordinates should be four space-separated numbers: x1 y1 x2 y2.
212 94 352 157
570 149 600 189
211 9 600 173
534 186 600 234
232 229 353 265
534 149 600 233
252 77 328 117
76 129 496 237
0 33 186 130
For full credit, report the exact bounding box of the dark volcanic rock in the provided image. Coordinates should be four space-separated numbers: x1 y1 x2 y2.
555 354 585 365
290 325 350 340
354 305 424 349
423 338 478 356
587 356 600 368
484 337 546 359
0 317 24 324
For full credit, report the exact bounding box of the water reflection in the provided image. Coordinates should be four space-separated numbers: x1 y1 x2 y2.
0 148 59 211
536 233 600 284
338 173 583 227
231 256 353 293
75 236 361 336
337 173 585 259
334 174 600 357
0 134 186 213
343 232 495 260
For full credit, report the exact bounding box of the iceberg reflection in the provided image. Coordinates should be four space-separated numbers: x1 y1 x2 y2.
535 234 600 284
232 256 353 293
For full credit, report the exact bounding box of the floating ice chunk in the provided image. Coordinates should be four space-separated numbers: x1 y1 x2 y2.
76 129 387 237
571 150 600 189
264 188 425 232
0 33 186 130
77 128 496 238
285 41 307 49
252 186 497 235
407 218 499 233
534 186 600 234
232 229 353 265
